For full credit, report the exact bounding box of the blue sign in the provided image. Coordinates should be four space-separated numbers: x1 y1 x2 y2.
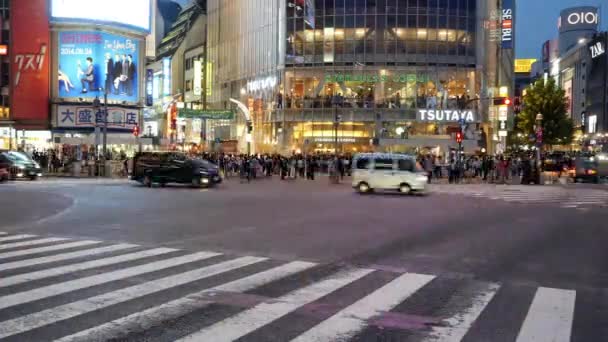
145 69 153 106
501 0 514 49
58 31 140 103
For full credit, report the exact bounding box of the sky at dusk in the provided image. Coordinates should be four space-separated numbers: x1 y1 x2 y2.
516 0 607 59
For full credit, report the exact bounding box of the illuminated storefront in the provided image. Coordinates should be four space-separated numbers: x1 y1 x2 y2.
206 0 514 154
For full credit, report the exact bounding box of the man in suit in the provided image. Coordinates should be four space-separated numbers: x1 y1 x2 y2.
113 53 122 95
126 54 136 96
104 53 114 94
79 57 95 93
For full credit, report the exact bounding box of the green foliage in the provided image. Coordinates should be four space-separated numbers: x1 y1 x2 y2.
517 78 574 146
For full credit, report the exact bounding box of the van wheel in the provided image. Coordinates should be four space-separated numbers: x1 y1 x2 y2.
399 183 412 194
143 175 152 188
357 182 370 194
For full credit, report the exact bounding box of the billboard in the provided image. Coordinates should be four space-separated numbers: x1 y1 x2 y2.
56 105 139 131
558 7 598 33
514 59 537 73
9 0 50 126
501 0 514 49
58 31 140 103
50 0 151 33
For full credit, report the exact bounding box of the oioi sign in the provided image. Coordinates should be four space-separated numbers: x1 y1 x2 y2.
559 7 599 33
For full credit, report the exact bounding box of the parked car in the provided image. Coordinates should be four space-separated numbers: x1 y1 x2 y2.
352 153 427 194
132 151 221 188
0 166 8 182
0 151 43 180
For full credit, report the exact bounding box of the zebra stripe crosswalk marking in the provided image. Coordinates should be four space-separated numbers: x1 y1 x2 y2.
0 256 266 339
0 234 39 243
0 250 220 310
0 247 177 287
55 261 318 342
515 287 576 342
0 240 102 259
177 267 374 342
0 237 72 250
290 272 435 342
0 243 138 272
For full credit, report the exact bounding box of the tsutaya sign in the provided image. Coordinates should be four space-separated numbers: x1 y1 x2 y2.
417 109 477 123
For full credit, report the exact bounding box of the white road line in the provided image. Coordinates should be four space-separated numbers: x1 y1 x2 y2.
177 267 375 342
0 240 102 259
0 256 267 339
290 272 435 342
0 234 38 243
0 243 138 272
0 250 220 310
515 287 576 342
0 237 71 250
421 283 500 342
0 247 177 287
55 261 317 342
0 232 8 236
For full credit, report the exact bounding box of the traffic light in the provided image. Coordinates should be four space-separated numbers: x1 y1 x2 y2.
455 131 463 143
493 97 511 106
132 124 139 137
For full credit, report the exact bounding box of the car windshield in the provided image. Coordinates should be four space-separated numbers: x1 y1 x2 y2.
5 151 33 163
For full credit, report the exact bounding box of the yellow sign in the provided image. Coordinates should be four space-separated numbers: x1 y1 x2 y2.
514 59 537 73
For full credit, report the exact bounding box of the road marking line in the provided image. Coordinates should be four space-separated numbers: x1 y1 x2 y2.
0 237 71 250
0 234 38 243
515 287 576 342
0 240 102 260
0 232 7 236
0 256 267 339
177 267 374 342
0 243 138 272
0 250 221 310
290 272 435 342
0 247 177 287
421 283 500 342
55 261 317 342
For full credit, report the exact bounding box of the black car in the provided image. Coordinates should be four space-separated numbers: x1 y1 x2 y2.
132 152 222 188
0 151 43 180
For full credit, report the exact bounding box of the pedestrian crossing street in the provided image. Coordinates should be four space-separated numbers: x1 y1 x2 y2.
430 184 608 209
0 232 603 341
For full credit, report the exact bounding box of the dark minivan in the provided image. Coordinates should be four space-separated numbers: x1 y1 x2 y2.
0 151 43 180
132 151 221 188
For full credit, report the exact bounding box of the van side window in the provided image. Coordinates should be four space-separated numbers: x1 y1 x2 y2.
355 158 370 169
374 158 394 170
398 159 415 172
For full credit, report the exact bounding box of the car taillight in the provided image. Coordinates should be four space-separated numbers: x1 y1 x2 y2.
586 169 597 175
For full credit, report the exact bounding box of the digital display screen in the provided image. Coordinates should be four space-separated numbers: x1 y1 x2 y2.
50 0 151 32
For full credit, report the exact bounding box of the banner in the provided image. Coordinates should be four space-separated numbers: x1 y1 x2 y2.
58 31 140 103
501 0 514 49
56 105 140 131
145 69 153 106
9 0 50 126
178 109 234 120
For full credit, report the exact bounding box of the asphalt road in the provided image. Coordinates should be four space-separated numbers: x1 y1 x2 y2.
0 177 607 341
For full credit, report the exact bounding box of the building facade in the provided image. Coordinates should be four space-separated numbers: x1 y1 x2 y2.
204 0 515 155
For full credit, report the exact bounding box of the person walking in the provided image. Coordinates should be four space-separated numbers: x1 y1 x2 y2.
423 156 433 184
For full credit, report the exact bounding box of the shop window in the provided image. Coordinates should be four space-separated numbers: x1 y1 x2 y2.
356 157 370 169
374 158 393 170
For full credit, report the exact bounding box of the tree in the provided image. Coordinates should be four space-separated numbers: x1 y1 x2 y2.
517 78 574 147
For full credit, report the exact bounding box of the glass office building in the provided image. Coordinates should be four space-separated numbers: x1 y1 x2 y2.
206 0 513 154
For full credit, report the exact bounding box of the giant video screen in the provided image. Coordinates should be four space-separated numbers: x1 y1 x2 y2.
50 0 151 32
58 31 140 103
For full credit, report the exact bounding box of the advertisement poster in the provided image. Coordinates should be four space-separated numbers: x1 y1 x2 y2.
50 0 151 33
56 105 139 131
58 31 140 103
563 79 573 117
9 0 50 126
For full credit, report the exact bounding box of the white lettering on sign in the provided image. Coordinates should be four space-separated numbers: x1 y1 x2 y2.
590 42 605 59
247 76 277 92
567 12 598 25
501 9 513 43
418 110 476 123
14 44 47 87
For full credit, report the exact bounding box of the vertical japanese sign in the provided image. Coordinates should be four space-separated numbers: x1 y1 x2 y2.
501 0 514 49
9 0 50 126
193 60 202 96
162 57 171 98
145 69 154 106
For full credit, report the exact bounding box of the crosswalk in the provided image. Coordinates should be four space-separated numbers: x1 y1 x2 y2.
430 184 608 209
0 232 602 341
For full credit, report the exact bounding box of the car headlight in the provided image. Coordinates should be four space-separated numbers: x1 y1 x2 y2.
17 165 25 170
34 162 40 168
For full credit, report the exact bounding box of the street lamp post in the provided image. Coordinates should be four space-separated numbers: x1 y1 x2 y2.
535 113 543 184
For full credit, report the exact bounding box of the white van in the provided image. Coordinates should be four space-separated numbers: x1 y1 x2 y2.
351 153 428 194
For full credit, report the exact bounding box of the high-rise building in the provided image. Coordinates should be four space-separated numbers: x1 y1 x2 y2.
203 0 515 155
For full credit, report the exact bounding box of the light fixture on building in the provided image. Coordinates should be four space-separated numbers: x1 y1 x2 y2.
395 127 405 135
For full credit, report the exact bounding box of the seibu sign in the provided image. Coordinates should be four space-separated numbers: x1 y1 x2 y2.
417 109 477 123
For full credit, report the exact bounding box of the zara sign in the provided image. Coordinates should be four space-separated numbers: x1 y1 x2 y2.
589 41 605 59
